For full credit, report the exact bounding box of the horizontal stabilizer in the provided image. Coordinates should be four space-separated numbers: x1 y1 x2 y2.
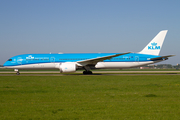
150 55 175 61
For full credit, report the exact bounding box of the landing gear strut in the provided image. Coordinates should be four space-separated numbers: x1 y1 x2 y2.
16 71 20 75
14 69 20 75
83 66 93 75
83 71 93 75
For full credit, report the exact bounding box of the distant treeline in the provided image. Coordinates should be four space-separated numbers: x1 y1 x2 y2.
147 64 180 69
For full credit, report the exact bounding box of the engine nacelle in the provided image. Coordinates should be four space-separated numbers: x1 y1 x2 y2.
59 63 76 73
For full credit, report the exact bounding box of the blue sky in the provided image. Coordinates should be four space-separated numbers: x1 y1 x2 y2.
0 0 179 65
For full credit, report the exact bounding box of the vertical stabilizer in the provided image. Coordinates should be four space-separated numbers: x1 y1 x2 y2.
139 30 168 55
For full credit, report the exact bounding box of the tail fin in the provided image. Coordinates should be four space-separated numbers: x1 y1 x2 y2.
139 30 168 55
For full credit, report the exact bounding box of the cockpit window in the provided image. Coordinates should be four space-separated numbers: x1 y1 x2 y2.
8 59 12 61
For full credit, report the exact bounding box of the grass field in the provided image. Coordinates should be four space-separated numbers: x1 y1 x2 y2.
1 75 180 120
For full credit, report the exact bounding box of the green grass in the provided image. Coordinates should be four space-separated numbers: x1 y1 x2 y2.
1 75 180 119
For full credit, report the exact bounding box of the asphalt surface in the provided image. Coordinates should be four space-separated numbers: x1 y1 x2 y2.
0 71 180 76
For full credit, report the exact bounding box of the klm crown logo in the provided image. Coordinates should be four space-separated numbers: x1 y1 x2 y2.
26 55 34 59
148 42 160 50
151 42 157 46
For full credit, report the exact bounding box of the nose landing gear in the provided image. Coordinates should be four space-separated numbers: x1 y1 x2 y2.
16 71 20 75
14 69 20 75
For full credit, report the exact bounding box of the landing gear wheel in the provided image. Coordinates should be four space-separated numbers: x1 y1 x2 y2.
88 71 92 74
16 72 20 75
83 71 93 75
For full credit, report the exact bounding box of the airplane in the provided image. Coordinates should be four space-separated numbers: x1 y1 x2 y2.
3 30 174 75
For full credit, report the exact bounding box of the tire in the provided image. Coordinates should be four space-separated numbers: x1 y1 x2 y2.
83 71 93 75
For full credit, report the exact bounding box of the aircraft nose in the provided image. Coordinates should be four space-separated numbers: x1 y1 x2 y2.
3 61 9 67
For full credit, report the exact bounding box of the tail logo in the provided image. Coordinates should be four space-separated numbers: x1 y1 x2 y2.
148 42 160 50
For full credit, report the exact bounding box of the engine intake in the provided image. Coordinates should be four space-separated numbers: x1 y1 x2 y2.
59 63 76 73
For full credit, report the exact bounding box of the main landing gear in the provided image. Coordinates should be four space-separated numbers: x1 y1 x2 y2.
83 71 93 75
82 66 93 75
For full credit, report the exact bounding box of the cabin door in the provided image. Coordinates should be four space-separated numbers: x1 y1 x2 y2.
135 56 139 62
50 57 55 63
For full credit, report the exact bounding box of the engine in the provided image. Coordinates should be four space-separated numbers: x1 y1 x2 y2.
59 63 77 73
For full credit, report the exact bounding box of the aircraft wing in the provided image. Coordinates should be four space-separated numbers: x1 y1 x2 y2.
150 55 175 61
77 52 131 66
